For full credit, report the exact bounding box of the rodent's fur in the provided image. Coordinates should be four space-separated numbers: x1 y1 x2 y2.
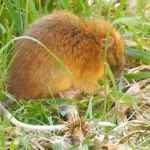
8 11 125 99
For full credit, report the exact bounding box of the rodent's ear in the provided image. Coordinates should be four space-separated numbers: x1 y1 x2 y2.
100 36 114 48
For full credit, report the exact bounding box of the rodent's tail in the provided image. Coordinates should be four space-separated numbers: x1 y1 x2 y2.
0 102 64 131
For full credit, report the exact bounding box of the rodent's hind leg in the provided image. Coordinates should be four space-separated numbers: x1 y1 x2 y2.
58 89 81 121
59 104 79 121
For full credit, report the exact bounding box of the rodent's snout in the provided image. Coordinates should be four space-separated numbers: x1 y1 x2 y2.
113 65 124 79
106 64 124 83
109 63 124 80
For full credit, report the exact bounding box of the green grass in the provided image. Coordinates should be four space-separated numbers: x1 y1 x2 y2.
0 0 150 149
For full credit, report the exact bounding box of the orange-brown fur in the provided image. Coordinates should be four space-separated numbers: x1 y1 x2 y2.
8 11 125 99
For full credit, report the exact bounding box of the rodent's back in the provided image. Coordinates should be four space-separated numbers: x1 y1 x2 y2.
8 11 125 99
8 12 89 99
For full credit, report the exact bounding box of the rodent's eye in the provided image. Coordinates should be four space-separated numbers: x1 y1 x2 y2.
115 56 119 62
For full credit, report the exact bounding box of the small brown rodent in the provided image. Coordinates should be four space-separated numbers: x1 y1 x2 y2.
8 11 125 99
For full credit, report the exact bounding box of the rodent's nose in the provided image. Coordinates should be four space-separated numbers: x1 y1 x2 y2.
114 66 124 79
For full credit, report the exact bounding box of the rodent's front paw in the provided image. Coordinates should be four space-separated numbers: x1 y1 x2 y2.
59 88 81 99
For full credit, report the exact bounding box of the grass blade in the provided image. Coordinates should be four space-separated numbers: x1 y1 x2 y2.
3 0 23 35
125 48 150 63
28 0 38 20
112 91 141 103
104 62 117 90
124 72 150 80
58 0 72 10
111 17 150 26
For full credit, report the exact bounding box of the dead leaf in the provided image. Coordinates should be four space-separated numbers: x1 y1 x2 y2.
103 144 132 150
